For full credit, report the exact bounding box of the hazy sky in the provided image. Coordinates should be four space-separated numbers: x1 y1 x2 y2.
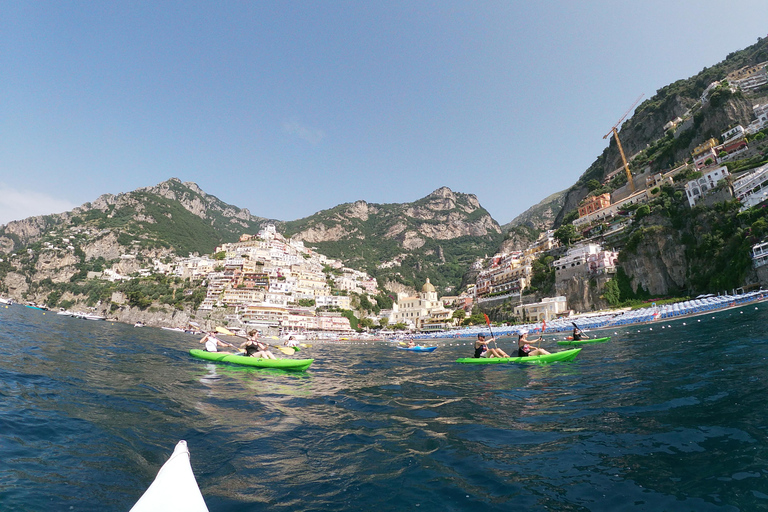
2 1 767 226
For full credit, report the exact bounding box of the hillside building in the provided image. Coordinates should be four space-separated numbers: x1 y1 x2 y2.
578 194 611 218
514 296 568 322
553 244 618 282
728 62 768 92
684 166 730 207
734 163 768 211
389 279 454 330
752 241 768 268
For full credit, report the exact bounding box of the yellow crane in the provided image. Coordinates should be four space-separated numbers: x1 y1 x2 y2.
603 94 644 193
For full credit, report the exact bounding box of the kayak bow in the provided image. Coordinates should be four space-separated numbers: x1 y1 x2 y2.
130 440 208 512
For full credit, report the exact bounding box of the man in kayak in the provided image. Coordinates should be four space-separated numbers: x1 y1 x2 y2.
241 330 277 359
474 333 510 358
517 330 550 357
199 332 231 352
406 339 417 348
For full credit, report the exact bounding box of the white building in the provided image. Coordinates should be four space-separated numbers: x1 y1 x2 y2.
752 241 768 268
315 295 352 310
734 164 768 211
514 296 568 322
684 166 730 207
553 244 604 281
747 104 768 135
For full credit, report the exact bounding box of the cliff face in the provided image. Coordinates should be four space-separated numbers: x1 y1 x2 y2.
619 225 688 296
555 275 612 313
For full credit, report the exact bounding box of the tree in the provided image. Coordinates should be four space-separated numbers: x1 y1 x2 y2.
554 224 578 246
452 309 466 321
379 317 389 329
635 204 651 221
587 179 601 191
358 317 375 330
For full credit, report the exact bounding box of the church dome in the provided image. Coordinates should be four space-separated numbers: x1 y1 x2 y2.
421 278 436 293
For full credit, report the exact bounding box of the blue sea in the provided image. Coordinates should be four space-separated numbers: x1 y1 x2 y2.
1 302 768 511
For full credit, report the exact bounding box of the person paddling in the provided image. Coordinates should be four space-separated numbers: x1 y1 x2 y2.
474 333 509 358
199 331 231 352
517 330 550 357
572 325 590 341
241 330 276 359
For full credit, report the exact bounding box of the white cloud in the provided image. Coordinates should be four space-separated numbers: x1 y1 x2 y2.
0 184 77 226
282 120 325 146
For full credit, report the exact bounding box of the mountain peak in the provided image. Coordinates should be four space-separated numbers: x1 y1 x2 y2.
429 186 455 199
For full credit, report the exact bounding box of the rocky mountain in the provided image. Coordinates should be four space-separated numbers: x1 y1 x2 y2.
0 181 503 308
554 37 768 227
0 178 268 257
279 186 504 294
496 189 567 253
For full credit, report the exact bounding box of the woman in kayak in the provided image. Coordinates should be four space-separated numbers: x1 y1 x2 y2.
572 326 589 341
517 330 550 357
474 333 510 358
241 330 277 359
200 332 231 352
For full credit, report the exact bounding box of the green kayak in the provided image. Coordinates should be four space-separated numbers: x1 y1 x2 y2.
189 349 313 371
557 336 611 346
456 348 581 365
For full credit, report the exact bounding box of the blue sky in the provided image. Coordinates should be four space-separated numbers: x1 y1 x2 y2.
2 1 767 227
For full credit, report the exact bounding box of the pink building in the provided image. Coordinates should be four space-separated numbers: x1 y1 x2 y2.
587 251 619 275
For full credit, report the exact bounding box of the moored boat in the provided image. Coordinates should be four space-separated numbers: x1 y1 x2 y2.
456 348 582 365
189 349 314 371
130 440 208 512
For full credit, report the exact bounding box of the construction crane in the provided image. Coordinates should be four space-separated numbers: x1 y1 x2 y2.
603 94 644 193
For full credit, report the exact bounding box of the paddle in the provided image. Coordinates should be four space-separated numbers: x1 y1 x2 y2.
214 327 296 355
483 313 498 349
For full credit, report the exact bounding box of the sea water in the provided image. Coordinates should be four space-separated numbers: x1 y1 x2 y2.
1 303 768 511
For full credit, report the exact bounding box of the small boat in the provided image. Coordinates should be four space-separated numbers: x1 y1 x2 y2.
397 346 438 352
456 348 582 365
189 349 314 371
0 297 14 305
130 440 209 512
25 304 48 311
57 310 74 316
557 336 611 346
135 322 145 327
